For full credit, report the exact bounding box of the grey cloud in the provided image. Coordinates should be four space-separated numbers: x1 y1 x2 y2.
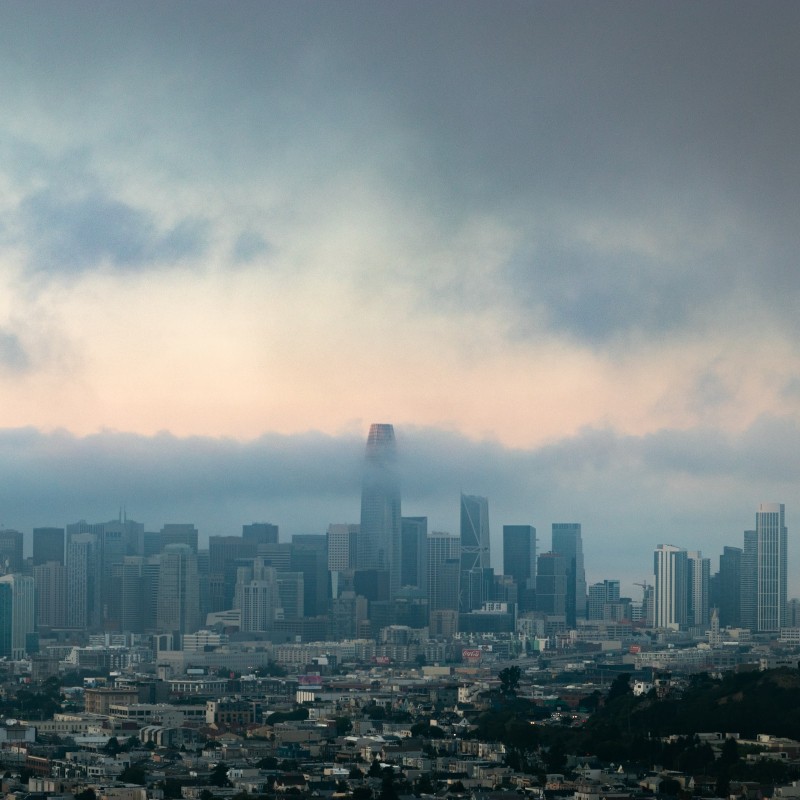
1 3 799 345
19 190 209 274
2 420 798 588
0 330 30 373
233 231 273 264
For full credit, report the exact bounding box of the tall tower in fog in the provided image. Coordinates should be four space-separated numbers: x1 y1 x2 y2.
756 502 787 632
359 424 402 598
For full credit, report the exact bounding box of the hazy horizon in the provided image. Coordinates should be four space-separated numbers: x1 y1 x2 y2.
1 3 799 598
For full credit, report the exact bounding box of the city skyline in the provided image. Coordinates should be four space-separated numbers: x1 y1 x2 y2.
0 437 792 601
1 4 800 596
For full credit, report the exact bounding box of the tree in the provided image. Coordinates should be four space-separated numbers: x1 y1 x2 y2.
499 666 521 696
605 673 631 704
119 764 147 785
379 769 399 800
75 790 97 800
209 762 231 788
719 736 739 766
335 716 353 735
369 759 383 777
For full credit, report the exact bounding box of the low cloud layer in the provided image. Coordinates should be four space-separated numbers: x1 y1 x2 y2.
0 2 796 595
2 421 797 594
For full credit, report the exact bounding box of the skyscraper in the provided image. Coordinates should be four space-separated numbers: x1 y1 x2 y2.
359 424 402 598
401 516 428 592
33 562 67 629
687 551 710 628
741 529 758 630
717 546 742 628
0 574 34 659
243 522 279 546
654 544 687 630
0 529 24 574
33 528 65 566
156 544 200 635
159 524 199 552
588 579 621 621
427 531 461 613
535 552 567 615
551 523 587 625
756 502 787 632
66 533 99 629
460 494 490 611
503 525 536 611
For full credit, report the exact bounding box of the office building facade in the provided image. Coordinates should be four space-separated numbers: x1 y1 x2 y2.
756 503 787 632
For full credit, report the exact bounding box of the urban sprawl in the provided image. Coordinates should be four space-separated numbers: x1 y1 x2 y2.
0 424 799 800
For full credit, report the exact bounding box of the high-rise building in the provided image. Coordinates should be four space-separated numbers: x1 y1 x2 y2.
0 574 34 659
503 525 536 611
654 544 687 630
687 551 710 628
588 579 621 621
400 517 428 592
243 523 279 546
291 535 329 617
327 524 359 572
33 562 67 628
0 529 24 574
427 531 461 614
551 523 587 625
756 502 787 632
741 529 758 630
159 524 199 553
460 494 490 611
32 528 65 566
119 556 160 633
716 546 742 628
359 424 402 598
156 544 200 635
66 533 99 629
536 552 567 615
237 558 280 632
209 535 258 611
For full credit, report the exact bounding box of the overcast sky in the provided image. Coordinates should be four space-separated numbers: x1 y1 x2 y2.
1 1 799 595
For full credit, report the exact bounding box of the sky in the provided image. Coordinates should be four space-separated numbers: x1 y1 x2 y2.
1 1 799 595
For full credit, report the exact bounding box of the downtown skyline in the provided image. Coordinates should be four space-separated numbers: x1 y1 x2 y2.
0 421 792 601
1 3 800 594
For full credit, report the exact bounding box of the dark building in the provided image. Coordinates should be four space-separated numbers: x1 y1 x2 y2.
33 527 65 566
353 569 390 602
400 516 427 592
536 551 567 615
551 523 587 625
291 535 329 617
0 529 24 574
716 545 742 628
503 524 536 611
243 522 279 546
740 529 757 631
209 536 257 610
159 524 199 553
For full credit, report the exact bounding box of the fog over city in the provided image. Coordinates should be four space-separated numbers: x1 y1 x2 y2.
1 2 799 595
